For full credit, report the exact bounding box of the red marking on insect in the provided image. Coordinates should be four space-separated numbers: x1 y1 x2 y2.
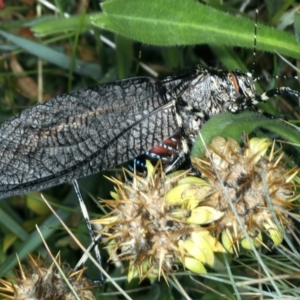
149 132 181 159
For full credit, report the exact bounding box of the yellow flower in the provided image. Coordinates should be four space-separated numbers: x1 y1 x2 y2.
192 136 297 253
93 161 224 282
94 135 298 281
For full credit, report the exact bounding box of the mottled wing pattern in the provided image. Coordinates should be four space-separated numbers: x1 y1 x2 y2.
0 77 177 199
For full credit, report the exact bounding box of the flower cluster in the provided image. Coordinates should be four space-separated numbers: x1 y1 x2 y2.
94 136 298 282
193 136 297 253
93 161 225 282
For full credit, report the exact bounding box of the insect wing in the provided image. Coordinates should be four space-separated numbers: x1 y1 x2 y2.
0 76 177 199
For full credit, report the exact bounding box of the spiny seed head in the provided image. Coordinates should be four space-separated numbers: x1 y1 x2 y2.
93 161 225 282
192 136 298 254
0 253 95 300
93 136 297 281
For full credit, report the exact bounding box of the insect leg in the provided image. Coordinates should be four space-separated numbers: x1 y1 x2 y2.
74 234 101 270
169 99 201 176
256 87 300 104
72 180 104 284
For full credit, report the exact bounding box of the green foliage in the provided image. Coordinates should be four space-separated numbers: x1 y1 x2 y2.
92 0 300 59
192 111 300 158
294 10 300 44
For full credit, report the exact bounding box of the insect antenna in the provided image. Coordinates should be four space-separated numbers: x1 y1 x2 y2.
250 6 300 108
251 8 258 77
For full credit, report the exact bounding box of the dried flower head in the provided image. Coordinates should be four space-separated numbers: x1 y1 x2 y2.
93 161 225 282
93 135 298 282
192 135 298 254
0 253 95 300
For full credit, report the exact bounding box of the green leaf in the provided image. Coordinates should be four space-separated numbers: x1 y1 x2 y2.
115 35 133 79
92 0 300 60
31 14 95 36
0 30 102 79
191 111 300 158
294 10 300 44
0 204 72 277
0 207 28 241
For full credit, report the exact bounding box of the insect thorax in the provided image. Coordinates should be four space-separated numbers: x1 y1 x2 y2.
170 68 258 142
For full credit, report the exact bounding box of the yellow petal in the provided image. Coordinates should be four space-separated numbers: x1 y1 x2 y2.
192 231 226 253
187 199 201 210
269 229 283 246
178 239 207 264
178 177 209 186
146 160 155 181
263 222 283 246
165 183 189 205
221 230 234 254
241 231 262 250
179 235 215 266
187 206 224 225
165 184 211 205
248 137 271 163
110 191 119 200
182 256 207 274
189 231 218 266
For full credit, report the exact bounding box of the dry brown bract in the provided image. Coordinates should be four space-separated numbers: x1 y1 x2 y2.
0 253 95 300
